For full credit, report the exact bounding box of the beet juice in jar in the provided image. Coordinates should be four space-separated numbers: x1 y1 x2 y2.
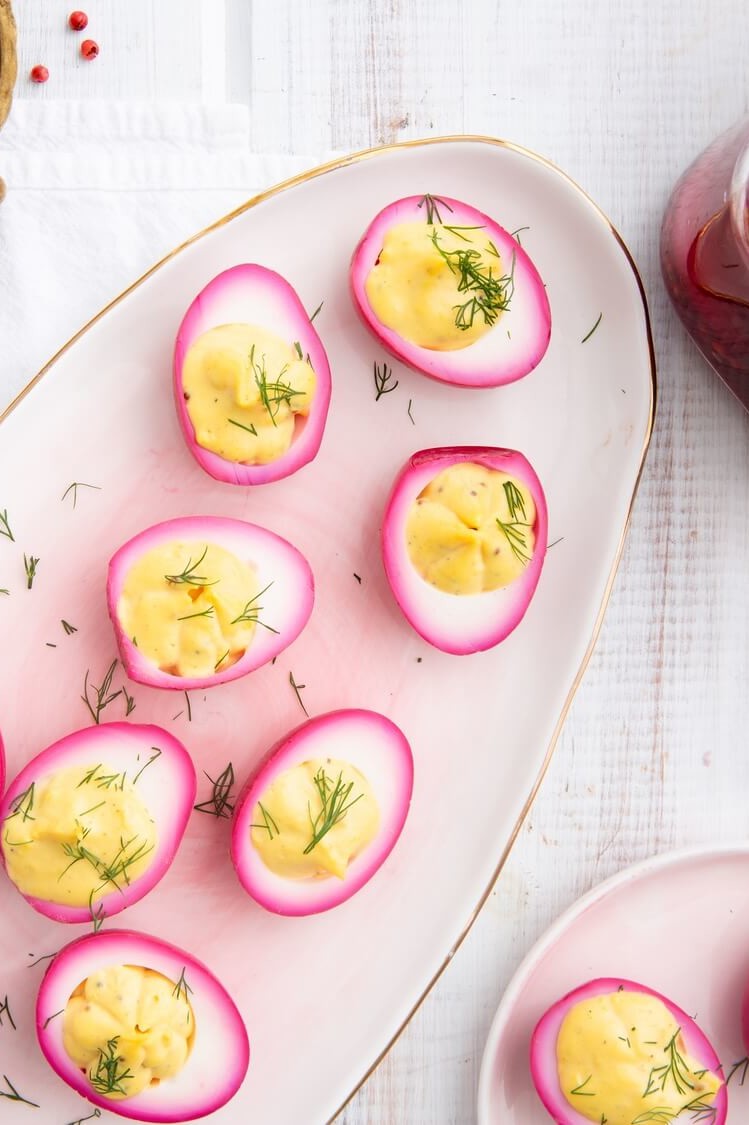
661 118 749 410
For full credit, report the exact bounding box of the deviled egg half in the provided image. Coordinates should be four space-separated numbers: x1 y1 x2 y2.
0 723 195 924
107 515 314 690
37 929 250 1122
382 446 548 654
174 264 332 484
231 709 413 915
350 193 551 387
531 978 726 1125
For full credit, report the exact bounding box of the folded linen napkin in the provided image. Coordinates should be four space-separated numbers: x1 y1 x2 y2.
0 100 320 409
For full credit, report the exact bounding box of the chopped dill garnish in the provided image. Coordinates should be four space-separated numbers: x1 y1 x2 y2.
89 1037 133 1096
88 890 105 933
417 193 453 224
193 762 235 818
407 398 415 425
547 536 565 550
45 642 57 648
66 1109 102 1125
303 768 363 854
0 589 8 596
289 670 309 716
582 312 603 343
0 995 16 1030
6 782 35 823
81 659 122 724
23 554 40 589
502 479 527 522
293 341 303 359
0 1074 40 1107
309 300 324 322
0 509 14 541
42 1009 65 1030
184 690 192 722
26 952 56 968
59 832 154 895
61 619 78 634
230 581 278 632
251 801 279 839
373 361 399 401
570 1074 595 1096
214 649 230 670
726 1056 749 1086
164 546 217 587
77 763 126 790
228 417 258 436
249 344 304 428
353 572 362 584
61 481 101 509
177 604 215 622
430 228 515 330
495 517 532 566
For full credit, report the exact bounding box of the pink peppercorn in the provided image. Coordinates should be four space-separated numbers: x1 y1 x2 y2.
30 65 49 83
80 39 99 60
68 11 88 31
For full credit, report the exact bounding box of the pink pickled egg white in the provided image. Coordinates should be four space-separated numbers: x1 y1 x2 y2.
173 264 332 484
36 929 250 1122
0 723 196 924
530 977 727 1125
382 446 548 655
231 709 414 916
350 194 551 387
107 515 314 691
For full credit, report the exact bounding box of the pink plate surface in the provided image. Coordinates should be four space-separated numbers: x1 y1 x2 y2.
478 844 749 1124
0 138 652 1124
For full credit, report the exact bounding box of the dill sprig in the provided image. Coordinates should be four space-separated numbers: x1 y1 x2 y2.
726 1056 749 1086
66 1110 102 1125
194 763 235 818
61 619 78 634
89 1037 133 1096
6 782 35 823
122 686 136 716
81 659 122 725
231 581 279 633
503 480 527 522
172 968 194 1006
132 746 162 785
495 518 532 566
60 832 154 895
88 890 105 934
23 554 40 589
582 312 603 343
643 1030 696 1098
250 345 304 428
177 604 215 622
304 768 363 854
289 670 309 716
78 763 126 790
418 193 453 224
228 417 258 436
570 1074 595 1096
251 801 280 839
430 228 515 331
0 509 14 542
61 481 101 509
0 995 16 1030
0 1075 40 1107
164 546 217 587
373 361 399 401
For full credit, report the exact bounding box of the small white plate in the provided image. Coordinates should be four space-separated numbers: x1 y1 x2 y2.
477 844 749 1124
0 137 653 1124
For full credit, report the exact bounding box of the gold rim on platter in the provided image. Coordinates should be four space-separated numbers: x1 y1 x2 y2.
0 134 657 1122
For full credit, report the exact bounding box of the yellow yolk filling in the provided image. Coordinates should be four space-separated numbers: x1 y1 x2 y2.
1 765 156 907
63 965 195 1100
182 323 316 464
118 540 264 678
406 463 536 595
251 758 380 880
364 219 511 350
557 991 722 1125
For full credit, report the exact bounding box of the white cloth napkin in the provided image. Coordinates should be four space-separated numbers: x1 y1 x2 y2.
0 100 321 410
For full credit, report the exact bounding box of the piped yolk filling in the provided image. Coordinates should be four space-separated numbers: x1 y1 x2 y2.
364 217 513 350
557 990 722 1125
182 323 316 464
406 463 536 595
1 764 156 908
251 758 380 880
63 965 195 1100
118 540 268 678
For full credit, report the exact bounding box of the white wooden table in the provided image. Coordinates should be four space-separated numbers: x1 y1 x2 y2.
5 2 749 1122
